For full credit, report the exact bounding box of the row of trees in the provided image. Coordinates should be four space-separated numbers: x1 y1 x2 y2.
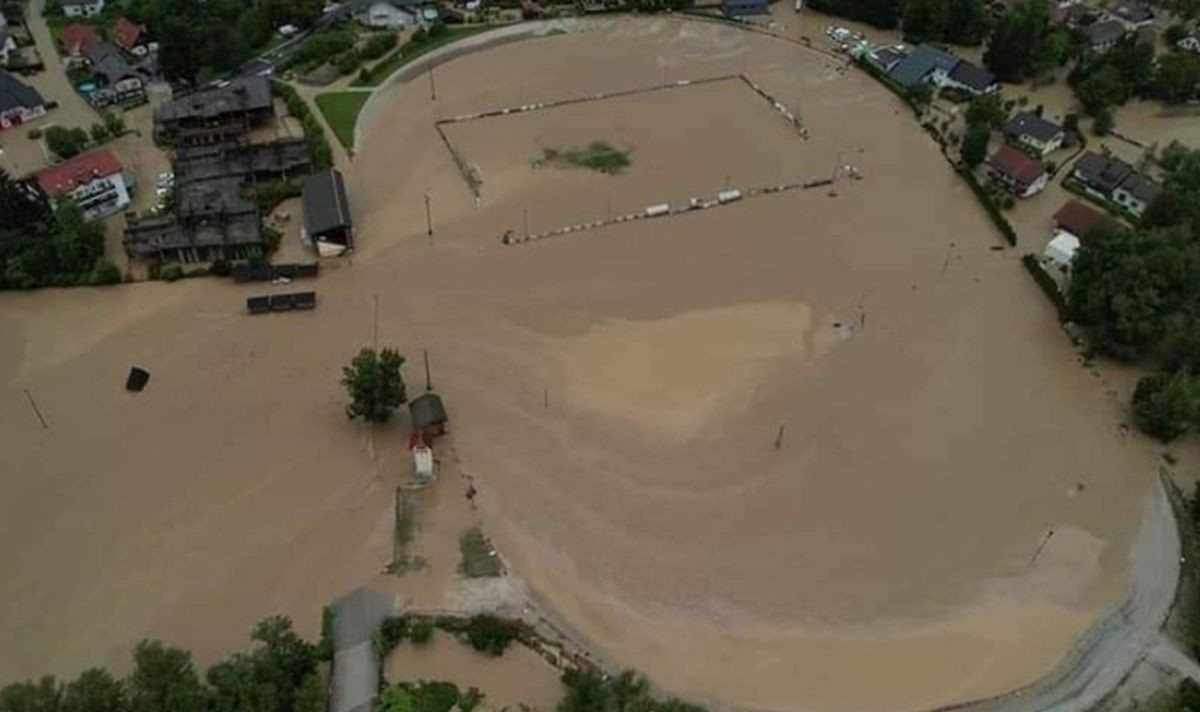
901 0 991 46
116 0 326 83
1071 37 1200 128
0 617 326 712
1068 144 1200 441
0 170 119 290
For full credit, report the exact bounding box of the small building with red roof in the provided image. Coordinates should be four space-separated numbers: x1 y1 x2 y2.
35 149 133 220
986 144 1048 198
60 23 100 57
112 17 149 56
1053 200 1113 239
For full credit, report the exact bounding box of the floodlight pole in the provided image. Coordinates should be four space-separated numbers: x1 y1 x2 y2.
424 194 433 242
429 69 436 101
423 349 432 392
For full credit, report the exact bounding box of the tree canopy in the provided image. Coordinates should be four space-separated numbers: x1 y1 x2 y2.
0 180 110 291
342 347 408 423
807 0 900 29
903 0 990 45
983 0 1067 81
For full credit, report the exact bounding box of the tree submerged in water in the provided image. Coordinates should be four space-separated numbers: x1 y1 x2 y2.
342 347 407 423
534 141 631 175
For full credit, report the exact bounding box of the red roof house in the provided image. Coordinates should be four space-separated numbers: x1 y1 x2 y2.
986 144 1048 198
112 17 145 51
1053 199 1113 239
60 23 101 57
36 149 123 198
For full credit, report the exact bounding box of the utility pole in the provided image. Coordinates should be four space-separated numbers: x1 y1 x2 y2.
429 68 436 101
523 206 529 239
774 424 785 450
423 349 432 391
23 389 48 429
372 294 379 349
424 194 433 241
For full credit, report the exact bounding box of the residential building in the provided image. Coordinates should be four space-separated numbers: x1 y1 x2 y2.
0 69 47 129
85 42 146 105
113 17 150 57
1072 151 1133 197
888 44 996 95
889 44 959 88
1085 19 1127 52
155 76 274 143
60 0 105 18
123 177 264 263
986 144 1048 197
1002 112 1065 157
722 0 770 17
35 149 132 220
302 168 354 247
1109 0 1153 28
1053 200 1109 238
1112 171 1161 217
409 392 448 439
0 28 15 65
61 23 101 58
353 0 424 27
867 45 908 73
943 60 997 95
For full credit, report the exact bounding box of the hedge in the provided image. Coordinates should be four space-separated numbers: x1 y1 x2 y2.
957 168 1018 246
1021 253 1068 318
271 81 334 169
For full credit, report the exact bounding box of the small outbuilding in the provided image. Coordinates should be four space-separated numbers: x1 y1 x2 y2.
409 392 448 439
302 168 354 249
722 0 769 17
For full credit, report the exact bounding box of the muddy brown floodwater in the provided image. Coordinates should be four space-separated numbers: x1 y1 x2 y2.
0 16 1160 712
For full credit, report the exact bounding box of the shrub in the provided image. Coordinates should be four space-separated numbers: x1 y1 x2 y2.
359 32 398 60
28 128 42 139
463 615 521 656
209 258 232 277
1093 106 1114 136
89 258 122 286
316 606 335 662
957 168 1018 245
409 619 434 644
335 51 361 75
90 123 110 143
1132 372 1200 443
159 264 185 282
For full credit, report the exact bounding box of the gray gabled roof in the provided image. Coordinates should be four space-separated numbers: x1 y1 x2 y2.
1117 172 1161 203
409 392 447 429
948 60 995 92
86 42 138 85
889 44 959 87
1073 151 1133 193
302 168 352 237
0 69 45 113
1086 19 1127 46
1003 111 1064 142
156 76 273 124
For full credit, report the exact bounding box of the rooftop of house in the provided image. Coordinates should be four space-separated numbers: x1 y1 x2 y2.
1117 171 1161 203
155 76 273 125
948 60 995 92
303 168 353 238
409 392 448 429
61 0 103 6
86 42 139 84
889 43 959 86
1003 111 1064 142
1053 199 1109 238
871 46 908 70
988 144 1047 184
1111 1 1153 23
1086 19 1128 46
35 149 123 197
1073 151 1133 190
0 69 46 113
61 23 101 54
113 17 145 48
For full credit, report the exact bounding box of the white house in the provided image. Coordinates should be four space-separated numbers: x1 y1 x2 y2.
35 149 133 220
1112 172 1162 217
354 0 421 27
60 0 106 18
0 70 48 130
1041 230 1081 290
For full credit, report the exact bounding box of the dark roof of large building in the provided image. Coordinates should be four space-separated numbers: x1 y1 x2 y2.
889 44 959 86
1086 19 1127 46
947 60 995 92
870 46 908 71
1003 111 1064 142
0 69 45 113
156 76 273 125
988 144 1047 184
1073 151 1132 193
1117 171 1161 203
721 0 770 15
409 392 448 430
303 168 352 238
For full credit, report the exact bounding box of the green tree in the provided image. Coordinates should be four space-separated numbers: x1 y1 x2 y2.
127 641 207 712
103 112 126 137
90 123 110 144
0 677 62 712
983 0 1053 81
44 126 89 158
946 0 991 45
1151 53 1200 104
902 0 948 44
1132 372 1200 442
378 687 415 712
61 669 127 712
960 121 991 167
966 93 1007 128
1093 106 1114 135
342 347 408 423
1077 65 1128 114
294 673 325 712
50 202 105 282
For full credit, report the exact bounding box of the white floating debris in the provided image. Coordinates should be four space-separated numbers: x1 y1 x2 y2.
645 203 670 217
718 189 742 204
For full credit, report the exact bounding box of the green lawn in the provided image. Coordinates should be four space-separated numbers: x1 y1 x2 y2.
352 25 494 88
314 91 371 150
